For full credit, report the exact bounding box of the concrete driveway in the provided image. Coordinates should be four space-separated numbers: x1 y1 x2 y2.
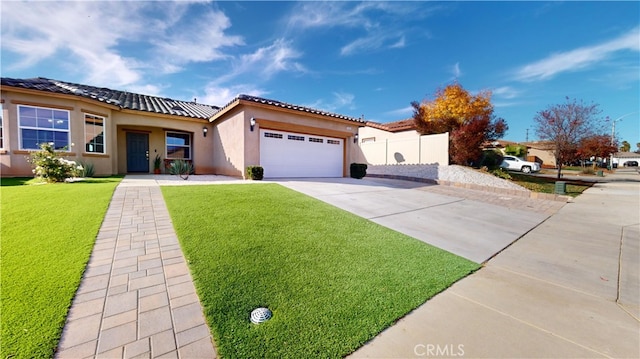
348 179 639 358
278 177 564 264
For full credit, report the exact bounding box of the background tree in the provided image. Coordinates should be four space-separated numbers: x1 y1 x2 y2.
504 144 528 158
533 97 606 179
412 83 508 166
576 135 618 168
620 140 631 152
636 142 640 153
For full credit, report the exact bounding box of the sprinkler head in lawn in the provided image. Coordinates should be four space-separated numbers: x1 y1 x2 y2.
250 307 272 324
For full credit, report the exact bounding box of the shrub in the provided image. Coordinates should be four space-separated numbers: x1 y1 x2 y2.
479 149 504 169
350 163 367 179
490 167 512 180
168 159 194 180
28 143 82 183
76 160 95 178
581 167 595 175
246 166 264 180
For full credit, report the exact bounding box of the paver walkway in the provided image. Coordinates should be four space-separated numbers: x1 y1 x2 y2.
56 181 216 358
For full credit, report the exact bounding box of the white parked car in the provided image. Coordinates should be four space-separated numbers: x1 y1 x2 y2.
500 156 540 173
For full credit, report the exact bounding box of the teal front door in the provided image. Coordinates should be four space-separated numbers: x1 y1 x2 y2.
126 132 149 173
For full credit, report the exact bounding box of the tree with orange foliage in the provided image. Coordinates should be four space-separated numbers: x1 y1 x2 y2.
576 135 618 168
412 83 507 165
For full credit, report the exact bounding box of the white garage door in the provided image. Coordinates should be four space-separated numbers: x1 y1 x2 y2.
260 129 344 178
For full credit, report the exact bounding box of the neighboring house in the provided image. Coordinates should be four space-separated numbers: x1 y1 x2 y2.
484 140 556 168
522 141 556 168
355 119 449 165
0 77 364 178
613 152 640 167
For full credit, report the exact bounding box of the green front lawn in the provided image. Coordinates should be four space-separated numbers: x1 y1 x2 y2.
163 184 478 358
1 177 121 359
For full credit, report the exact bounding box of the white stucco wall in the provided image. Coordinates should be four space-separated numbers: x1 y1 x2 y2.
356 127 448 165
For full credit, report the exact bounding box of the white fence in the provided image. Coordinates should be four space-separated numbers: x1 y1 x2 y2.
358 132 449 165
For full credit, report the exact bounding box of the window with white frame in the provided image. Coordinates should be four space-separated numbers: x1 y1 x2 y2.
84 113 105 153
18 105 70 150
166 131 191 159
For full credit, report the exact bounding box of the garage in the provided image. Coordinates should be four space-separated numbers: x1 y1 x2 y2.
259 129 344 178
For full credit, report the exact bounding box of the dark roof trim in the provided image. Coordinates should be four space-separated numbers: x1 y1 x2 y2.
0 77 220 120
211 94 364 123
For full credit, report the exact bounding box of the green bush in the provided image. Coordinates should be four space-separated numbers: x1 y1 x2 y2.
504 144 527 157
76 160 95 178
581 167 595 175
246 166 264 180
479 149 504 169
490 167 512 180
28 143 82 182
350 163 367 179
168 159 194 180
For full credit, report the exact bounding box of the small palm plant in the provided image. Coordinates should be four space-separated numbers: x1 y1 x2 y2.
168 159 193 180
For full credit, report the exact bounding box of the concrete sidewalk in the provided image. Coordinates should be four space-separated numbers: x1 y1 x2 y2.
349 180 640 358
55 180 216 358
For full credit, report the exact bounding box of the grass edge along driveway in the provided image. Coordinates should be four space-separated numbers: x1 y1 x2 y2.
1 177 121 359
163 183 479 358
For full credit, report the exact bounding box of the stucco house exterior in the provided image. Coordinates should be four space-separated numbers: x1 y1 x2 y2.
1 77 364 178
613 152 640 167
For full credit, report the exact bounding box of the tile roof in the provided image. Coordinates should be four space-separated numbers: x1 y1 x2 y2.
0 77 220 120
365 119 417 132
213 94 365 123
614 151 640 158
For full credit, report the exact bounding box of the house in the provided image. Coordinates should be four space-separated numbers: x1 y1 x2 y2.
484 140 555 168
0 77 364 178
355 119 449 165
613 152 640 167
521 141 556 168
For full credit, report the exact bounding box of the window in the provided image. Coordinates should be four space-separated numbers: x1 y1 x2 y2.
85 113 105 153
327 139 341 145
288 135 304 141
18 105 70 150
361 137 376 143
166 131 191 159
309 137 323 143
264 132 282 139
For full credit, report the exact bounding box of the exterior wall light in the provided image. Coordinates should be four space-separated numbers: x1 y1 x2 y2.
203 126 208 137
354 133 359 143
250 117 256 132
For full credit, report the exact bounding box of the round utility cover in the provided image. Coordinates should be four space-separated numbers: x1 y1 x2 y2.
250 307 272 324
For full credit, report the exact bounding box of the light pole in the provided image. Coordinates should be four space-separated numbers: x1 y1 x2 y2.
609 112 638 168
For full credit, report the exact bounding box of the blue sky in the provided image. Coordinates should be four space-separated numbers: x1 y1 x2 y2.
1 1 638 144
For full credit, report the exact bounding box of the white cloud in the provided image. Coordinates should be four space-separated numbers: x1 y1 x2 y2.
0 1 244 88
305 92 356 113
152 9 244 72
233 39 306 80
492 86 520 99
289 2 431 56
199 83 268 107
341 31 407 56
390 36 406 49
287 2 384 30
450 62 462 78
384 106 414 118
514 27 640 82
1 1 147 86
